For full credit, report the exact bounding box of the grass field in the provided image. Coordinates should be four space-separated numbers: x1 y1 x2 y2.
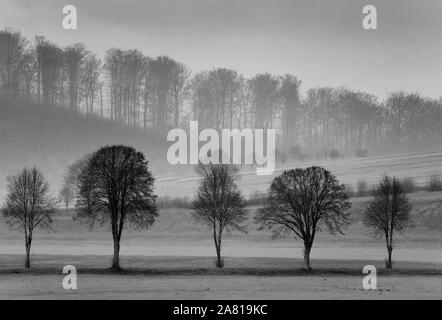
0 191 441 262
155 150 442 197
0 255 441 299
1 151 441 299
2 273 442 299
0 192 441 299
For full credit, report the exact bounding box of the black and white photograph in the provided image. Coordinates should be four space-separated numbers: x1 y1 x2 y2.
0 0 441 308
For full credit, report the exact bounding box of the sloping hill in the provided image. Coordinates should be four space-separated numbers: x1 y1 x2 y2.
1 96 442 199
156 150 442 197
0 96 168 193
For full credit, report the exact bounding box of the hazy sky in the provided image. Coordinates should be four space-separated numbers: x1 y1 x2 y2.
1 0 441 99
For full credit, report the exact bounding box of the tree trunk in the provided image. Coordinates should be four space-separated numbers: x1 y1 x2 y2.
386 245 393 269
25 238 32 269
303 243 312 270
175 101 179 128
214 232 223 268
215 244 222 268
100 85 103 118
112 239 120 270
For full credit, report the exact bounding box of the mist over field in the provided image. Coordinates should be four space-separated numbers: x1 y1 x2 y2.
0 0 441 300
1 94 442 199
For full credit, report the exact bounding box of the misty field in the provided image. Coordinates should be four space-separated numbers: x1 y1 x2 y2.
0 191 441 260
1 191 442 298
1 153 442 299
156 150 442 197
2 0 442 301
0 189 441 260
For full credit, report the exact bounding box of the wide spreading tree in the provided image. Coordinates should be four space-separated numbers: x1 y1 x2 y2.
256 166 351 270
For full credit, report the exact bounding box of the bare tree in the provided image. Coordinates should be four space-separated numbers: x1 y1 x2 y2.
2 27 442 157
19 49 36 102
35 37 63 105
249 73 279 129
149 56 176 129
81 52 102 115
189 69 244 130
2 167 57 268
75 145 158 270
123 49 145 126
208 68 242 129
105 49 146 125
192 163 247 268
0 28 27 97
256 167 351 270
64 44 86 111
190 71 213 127
59 184 73 210
59 155 91 213
61 155 90 204
170 62 190 128
105 48 123 122
141 56 152 128
363 175 412 269
279 74 302 146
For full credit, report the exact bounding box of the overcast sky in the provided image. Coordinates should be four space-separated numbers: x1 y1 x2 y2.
1 0 441 99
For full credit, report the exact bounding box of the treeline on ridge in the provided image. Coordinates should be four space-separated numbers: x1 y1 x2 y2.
1 28 442 158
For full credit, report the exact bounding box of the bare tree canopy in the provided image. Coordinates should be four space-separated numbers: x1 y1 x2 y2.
0 28 27 97
2 167 57 268
75 145 158 270
249 73 279 130
256 166 351 270
64 43 86 111
363 175 412 269
59 154 91 210
192 163 247 268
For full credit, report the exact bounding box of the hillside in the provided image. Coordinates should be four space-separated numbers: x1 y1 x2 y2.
156 151 442 197
1 96 442 199
0 96 168 193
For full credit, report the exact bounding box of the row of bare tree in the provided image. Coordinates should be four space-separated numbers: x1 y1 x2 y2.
2 145 411 271
1 28 442 154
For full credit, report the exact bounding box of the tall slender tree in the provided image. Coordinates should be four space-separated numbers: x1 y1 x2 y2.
192 163 247 268
2 167 57 268
363 175 412 269
64 43 86 111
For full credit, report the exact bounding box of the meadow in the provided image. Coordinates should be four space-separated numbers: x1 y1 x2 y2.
0 151 441 299
0 191 441 260
155 150 442 197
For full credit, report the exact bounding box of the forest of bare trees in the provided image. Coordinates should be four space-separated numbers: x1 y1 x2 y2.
1 28 442 156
